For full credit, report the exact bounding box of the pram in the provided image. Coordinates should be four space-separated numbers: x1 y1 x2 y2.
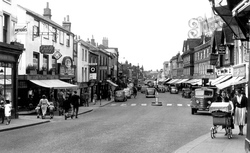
209 102 233 139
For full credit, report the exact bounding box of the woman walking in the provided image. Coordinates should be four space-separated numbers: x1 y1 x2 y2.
232 89 248 135
38 95 50 119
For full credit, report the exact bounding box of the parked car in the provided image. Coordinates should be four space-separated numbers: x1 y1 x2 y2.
114 90 127 102
190 87 217 115
145 87 157 98
157 85 166 93
124 88 132 99
170 86 178 94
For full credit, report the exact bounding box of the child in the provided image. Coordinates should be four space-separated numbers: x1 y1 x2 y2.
4 100 11 125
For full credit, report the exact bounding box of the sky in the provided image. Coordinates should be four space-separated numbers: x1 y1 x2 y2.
17 0 213 71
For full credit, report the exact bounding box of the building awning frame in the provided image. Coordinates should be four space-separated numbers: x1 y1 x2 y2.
30 79 78 89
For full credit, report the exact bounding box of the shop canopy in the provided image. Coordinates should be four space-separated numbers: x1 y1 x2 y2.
30 79 78 89
231 77 248 86
169 79 181 84
211 75 232 86
165 79 177 84
216 76 243 90
209 75 225 85
175 79 189 84
107 79 118 87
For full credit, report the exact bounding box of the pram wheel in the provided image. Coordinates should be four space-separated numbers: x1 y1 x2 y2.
227 128 232 139
210 127 216 139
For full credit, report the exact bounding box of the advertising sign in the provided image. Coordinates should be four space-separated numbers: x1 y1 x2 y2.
40 45 55 54
89 65 97 79
218 44 226 54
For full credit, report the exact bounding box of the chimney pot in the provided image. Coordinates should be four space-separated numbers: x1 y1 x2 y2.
67 15 69 21
47 2 49 8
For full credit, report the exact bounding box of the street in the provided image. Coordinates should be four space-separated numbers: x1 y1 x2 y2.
0 92 212 153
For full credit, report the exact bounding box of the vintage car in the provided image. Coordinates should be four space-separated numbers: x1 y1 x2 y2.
114 90 127 102
182 88 191 98
124 88 132 99
170 86 178 94
190 87 217 115
145 87 157 98
157 85 166 93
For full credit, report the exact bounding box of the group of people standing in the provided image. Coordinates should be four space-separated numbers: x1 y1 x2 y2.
216 88 247 136
36 90 80 120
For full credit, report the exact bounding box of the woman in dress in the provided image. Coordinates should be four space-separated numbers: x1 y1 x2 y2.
232 89 248 135
38 95 50 119
4 100 11 125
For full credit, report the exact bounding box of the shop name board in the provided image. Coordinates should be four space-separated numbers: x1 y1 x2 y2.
89 73 97 79
40 45 55 54
233 66 246 77
15 24 27 34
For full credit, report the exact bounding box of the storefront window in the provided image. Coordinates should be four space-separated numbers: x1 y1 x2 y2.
33 53 39 69
43 55 48 69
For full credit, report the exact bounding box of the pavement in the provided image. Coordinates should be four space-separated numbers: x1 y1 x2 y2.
0 96 247 153
0 98 114 132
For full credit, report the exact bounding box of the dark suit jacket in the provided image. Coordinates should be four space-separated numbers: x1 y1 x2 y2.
232 95 248 108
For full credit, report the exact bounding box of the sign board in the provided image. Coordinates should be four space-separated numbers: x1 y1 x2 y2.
218 44 226 54
53 50 62 60
89 66 97 73
15 24 27 34
40 45 55 54
89 73 97 79
88 63 98 66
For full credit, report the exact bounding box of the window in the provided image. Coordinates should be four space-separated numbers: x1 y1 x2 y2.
82 67 84 82
59 30 64 44
66 34 70 47
52 27 57 42
3 14 9 43
82 49 85 61
42 23 49 39
52 57 57 69
33 53 39 69
85 50 87 62
43 55 49 70
33 20 40 40
85 68 87 81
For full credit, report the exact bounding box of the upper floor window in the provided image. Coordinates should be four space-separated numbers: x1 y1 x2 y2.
85 49 87 62
3 13 10 43
82 49 84 61
43 55 49 70
59 30 64 44
32 20 40 40
66 34 70 47
42 23 49 39
52 27 57 42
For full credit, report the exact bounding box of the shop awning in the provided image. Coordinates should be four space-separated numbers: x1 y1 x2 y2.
216 76 242 90
175 79 189 84
210 75 225 85
190 79 202 85
107 79 118 87
212 75 232 86
170 79 181 84
185 79 199 84
231 77 247 86
30 79 78 89
166 79 177 84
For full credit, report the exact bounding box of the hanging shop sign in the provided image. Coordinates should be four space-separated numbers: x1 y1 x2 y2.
218 44 226 54
60 56 75 76
89 65 97 79
40 45 55 54
14 24 27 34
53 50 62 60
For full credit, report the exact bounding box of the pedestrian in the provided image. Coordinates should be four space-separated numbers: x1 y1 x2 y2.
71 91 80 119
84 91 89 107
93 93 97 105
35 103 41 118
48 95 55 119
57 90 65 116
63 94 72 120
0 99 5 124
38 95 50 119
133 86 137 98
4 100 11 125
232 89 248 135
216 90 234 135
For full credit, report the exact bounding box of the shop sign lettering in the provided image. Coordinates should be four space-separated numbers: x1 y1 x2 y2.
40 45 55 54
233 66 246 77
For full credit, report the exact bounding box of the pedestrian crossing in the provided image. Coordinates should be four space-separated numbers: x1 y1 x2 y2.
109 103 191 107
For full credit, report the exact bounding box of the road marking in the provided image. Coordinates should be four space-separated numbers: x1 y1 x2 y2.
177 104 183 106
121 104 127 106
166 104 172 106
187 104 190 107
131 104 136 106
141 104 147 106
111 104 116 106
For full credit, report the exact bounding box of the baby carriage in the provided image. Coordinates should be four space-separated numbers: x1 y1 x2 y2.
209 102 233 139
65 104 74 120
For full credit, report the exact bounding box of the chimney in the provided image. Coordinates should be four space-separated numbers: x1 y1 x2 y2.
102 37 109 47
62 15 71 32
86 38 90 44
43 2 52 20
91 35 96 46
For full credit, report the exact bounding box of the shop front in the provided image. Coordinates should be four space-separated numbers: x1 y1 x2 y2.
0 42 24 118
